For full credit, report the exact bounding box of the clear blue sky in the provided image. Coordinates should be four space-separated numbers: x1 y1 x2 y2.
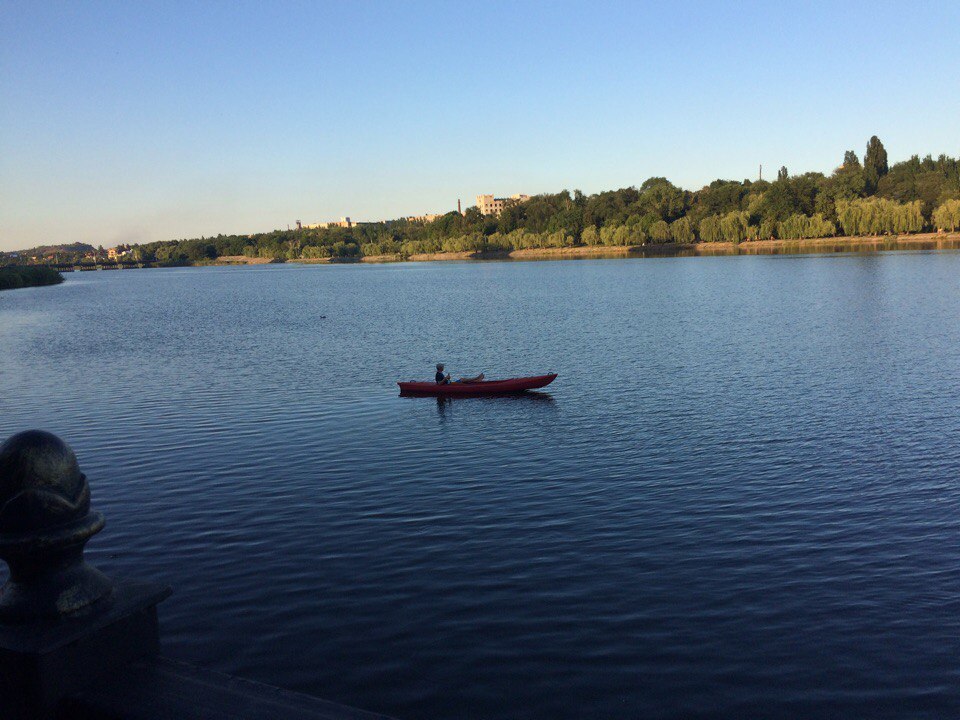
2 0 958 251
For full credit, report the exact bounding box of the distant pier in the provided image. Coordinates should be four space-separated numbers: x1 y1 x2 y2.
51 262 152 272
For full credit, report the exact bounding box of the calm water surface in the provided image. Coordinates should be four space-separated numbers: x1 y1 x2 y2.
2 254 960 719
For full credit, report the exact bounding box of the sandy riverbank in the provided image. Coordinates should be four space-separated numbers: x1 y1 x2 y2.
695 232 960 254
213 255 275 265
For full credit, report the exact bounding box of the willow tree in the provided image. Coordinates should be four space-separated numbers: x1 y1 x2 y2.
777 213 836 239
670 217 694 243
760 217 779 239
699 216 722 243
720 211 750 243
626 225 648 245
649 220 672 243
620 226 638 245
599 225 618 246
837 198 922 235
933 200 960 231
597 224 638 246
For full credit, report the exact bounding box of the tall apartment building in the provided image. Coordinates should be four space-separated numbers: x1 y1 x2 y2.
476 193 531 217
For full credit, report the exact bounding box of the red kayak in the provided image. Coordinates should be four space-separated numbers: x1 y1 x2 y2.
398 373 557 397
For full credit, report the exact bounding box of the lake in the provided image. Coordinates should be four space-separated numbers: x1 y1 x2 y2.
2 253 959 719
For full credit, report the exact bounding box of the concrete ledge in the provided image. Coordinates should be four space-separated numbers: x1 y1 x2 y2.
61 656 398 720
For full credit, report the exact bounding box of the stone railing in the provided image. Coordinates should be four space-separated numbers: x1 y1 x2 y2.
0 430 396 720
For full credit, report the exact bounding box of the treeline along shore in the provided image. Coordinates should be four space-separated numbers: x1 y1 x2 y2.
355 231 960 263
0 265 63 291
6 136 960 268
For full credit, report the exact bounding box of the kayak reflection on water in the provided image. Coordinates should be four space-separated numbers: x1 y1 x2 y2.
435 391 556 416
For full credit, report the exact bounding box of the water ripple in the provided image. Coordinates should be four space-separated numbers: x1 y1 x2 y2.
2 257 960 719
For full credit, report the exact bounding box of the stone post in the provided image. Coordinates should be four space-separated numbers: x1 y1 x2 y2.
0 430 170 719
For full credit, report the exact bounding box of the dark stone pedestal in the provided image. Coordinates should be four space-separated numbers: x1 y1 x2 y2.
64 656 397 720
0 431 397 720
0 581 170 720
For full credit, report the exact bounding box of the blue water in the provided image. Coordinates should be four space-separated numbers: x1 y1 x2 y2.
2 255 959 719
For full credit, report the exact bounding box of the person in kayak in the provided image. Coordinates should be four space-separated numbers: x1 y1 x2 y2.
435 363 484 384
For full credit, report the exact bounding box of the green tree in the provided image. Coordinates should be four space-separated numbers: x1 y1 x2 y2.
864 135 889 192
777 213 836 239
581 225 599 245
720 211 750 243
760 217 778 239
933 199 960 231
669 217 694 243
699 215 722 243
837 198 923 236
649 220 671 243
637 178 686 222
498 202 524 233
758 178 809 222
690 180 747 224
462 207 484 226
827 163 867 201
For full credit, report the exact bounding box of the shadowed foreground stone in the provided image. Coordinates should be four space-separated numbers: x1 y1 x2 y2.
0 430 170 719
0 430 397 720
0 430 113 620
63 657 396 720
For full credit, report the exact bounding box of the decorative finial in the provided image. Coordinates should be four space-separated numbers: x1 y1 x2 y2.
0 430 112 622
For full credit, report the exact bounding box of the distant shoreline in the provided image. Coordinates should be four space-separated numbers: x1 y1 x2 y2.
29 233 959 274
252 231 960 265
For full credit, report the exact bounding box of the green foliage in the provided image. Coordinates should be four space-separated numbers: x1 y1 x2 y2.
759 174 821 221
699 215 722 243
130 247 155 263
648 220 671 243
877 153 960 219
836 198 924 235
689 180 748 226
638 178 687 221
0 265 63 291
581 226 599 245
599 222 647 246
720 211 751 244
864 135 889 192
843 150 861 169
933 199 960 231
776 213 836 240
759 217 778 239
670 217 694 243
827 163 867 202
331 241 360 258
